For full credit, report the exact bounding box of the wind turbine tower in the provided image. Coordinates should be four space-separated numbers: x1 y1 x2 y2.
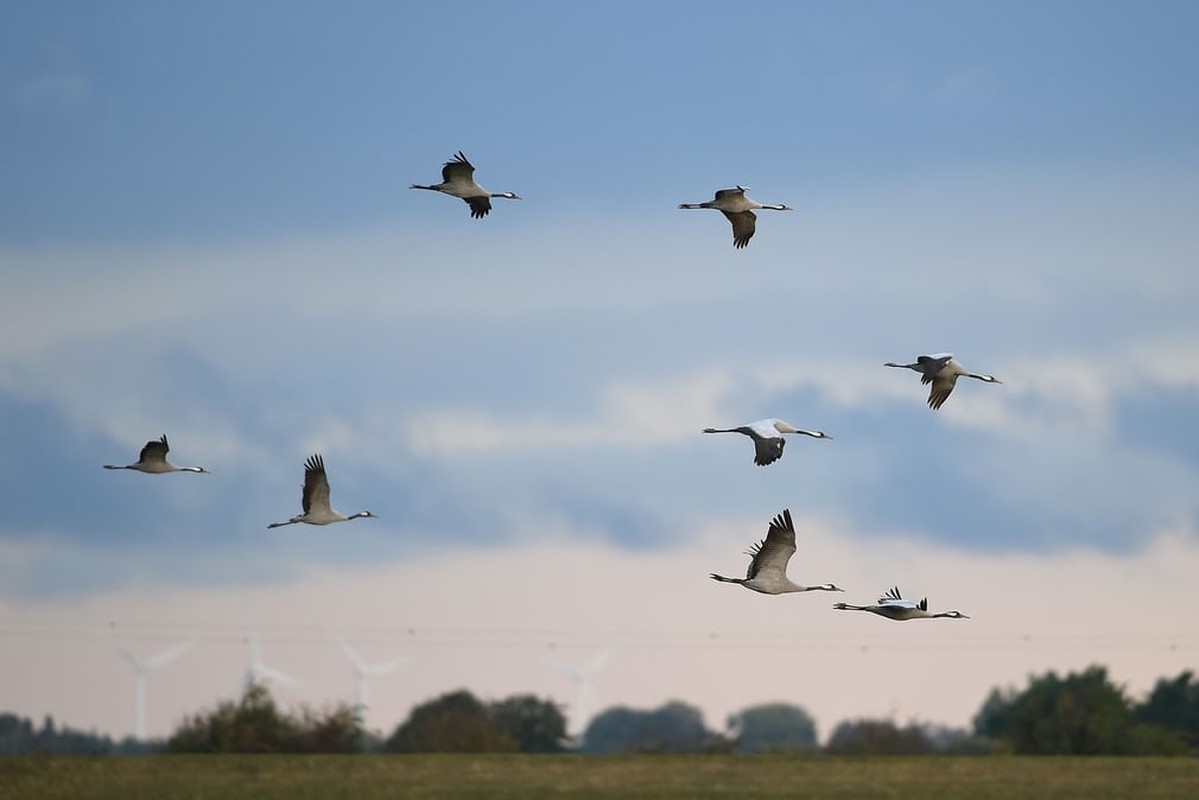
242 629 301 691
335 637 407 717
98 634 194 740
548 647 612 737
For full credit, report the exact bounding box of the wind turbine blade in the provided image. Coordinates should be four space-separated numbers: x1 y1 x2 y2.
147 640 195 669
542 656 581 679
583 648 612 675
334 637 368 673
363 657 407 677
118 648 146 671
93 631 147 672
256 664 301 687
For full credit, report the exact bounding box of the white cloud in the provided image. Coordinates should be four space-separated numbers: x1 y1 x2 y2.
0 154 1195 594
404 340 1198 461
1139 340 1199 390
405 369 737 456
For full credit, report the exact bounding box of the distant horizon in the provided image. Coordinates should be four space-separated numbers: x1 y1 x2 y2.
5 634 1190 748
3 656 1182 749
7 526 1198 741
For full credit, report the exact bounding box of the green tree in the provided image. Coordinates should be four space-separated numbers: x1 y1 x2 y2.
385 689 517 753
972 686 1018 741
1124 722 1191 756
727 703 818 754
648 701 717 753
167 683 361 754
293 703 363 753
973 665 1136 755
582 701 719 754
0 713 117 754
1012 666 1134 754
168 683 301 753
919 723 995 755
825 719 933 755
490 694 568 753
0 713 36 754
579 706 640 754
1135 670 1199 750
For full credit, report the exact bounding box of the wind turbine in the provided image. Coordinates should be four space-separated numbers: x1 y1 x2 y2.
242 629 301 692
334 637 407 716
97 633 194 740
547 647 613 737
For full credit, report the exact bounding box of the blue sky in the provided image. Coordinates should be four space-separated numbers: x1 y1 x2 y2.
6 1 1197 244
3 2 1199 739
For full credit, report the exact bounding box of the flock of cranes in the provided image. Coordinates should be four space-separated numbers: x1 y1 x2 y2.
409 151 791 249
695 359 995 618
707 509 970 620
103 441 376 531
96 149 1003 734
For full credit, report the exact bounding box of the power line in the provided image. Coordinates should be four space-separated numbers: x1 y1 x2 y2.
1 618 1195 653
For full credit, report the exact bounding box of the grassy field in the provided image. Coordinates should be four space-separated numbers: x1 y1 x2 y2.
4 754 1198 799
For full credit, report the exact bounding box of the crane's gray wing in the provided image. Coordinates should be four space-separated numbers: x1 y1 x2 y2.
139 435 169 464
465 196 492 219
441 151 475 183
747 509 796 578
752 435 784 466
301 454 330 514
927 372 958 409
916 355 952 384
722 210 757 249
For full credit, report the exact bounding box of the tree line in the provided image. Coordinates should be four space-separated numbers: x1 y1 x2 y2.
3 665 1197 756
0 713 152 755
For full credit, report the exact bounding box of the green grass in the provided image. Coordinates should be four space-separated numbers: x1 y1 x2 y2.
3 755 1198 799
